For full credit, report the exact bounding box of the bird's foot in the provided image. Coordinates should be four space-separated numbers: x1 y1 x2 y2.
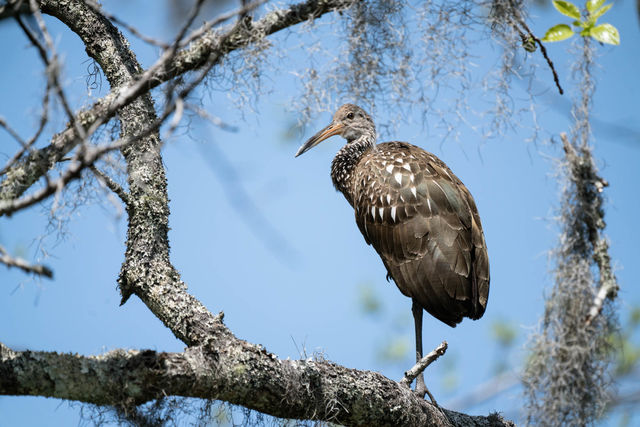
413 386 426 399
415 377 438 406
421 387 439 407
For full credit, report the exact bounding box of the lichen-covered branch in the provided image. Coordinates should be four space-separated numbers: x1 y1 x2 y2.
35 0 208 345
0 0 352 205
0 340 512 426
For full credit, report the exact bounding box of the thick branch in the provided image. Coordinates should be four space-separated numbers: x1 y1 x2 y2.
0 341 513 426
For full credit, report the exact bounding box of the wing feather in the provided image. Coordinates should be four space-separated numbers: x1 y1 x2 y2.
353 142 490 326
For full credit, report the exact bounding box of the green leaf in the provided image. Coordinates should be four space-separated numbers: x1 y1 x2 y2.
592 3 613 20
572 19 585 27
542 24 575 42
590 23 620 44
552 0 581 19
580 27 593 36
586 0 605 13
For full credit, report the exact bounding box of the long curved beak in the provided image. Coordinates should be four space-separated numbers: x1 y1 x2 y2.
295 122 344 157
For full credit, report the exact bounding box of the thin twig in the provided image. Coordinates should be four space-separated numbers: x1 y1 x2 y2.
511 12 564 95
533 35 563 95
89 165 129 206
0 245 53 278
185 103 239 132
15 0 86 145
26 0 86 140
0 116 27 148
0 20 52 176
84 0 169 48
0 23 232 218
399 341 448 387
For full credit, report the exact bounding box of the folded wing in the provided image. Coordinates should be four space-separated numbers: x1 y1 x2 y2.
352 142 489 327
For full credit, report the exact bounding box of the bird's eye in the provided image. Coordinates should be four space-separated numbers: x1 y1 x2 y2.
346 112 354 120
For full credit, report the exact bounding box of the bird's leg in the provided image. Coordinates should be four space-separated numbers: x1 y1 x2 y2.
412 300 438 405
412 300 427 397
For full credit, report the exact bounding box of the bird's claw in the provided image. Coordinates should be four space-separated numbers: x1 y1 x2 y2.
413 387 427 399
415 378 438 406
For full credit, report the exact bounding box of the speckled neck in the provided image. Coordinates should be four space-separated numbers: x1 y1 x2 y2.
331 135 376 206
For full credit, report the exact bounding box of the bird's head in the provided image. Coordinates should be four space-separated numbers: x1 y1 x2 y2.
295 104 376 157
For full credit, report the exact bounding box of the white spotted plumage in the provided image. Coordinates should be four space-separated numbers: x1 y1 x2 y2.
394 172 402 185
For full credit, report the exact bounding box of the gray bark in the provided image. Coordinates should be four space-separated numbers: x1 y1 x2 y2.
0 342 512 426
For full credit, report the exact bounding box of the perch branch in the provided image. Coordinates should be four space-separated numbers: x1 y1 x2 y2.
0 341 513 426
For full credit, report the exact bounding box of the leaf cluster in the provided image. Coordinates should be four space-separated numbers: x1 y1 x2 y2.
542 0 619 45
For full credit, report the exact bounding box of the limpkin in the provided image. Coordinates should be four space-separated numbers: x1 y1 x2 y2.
295 104 490 398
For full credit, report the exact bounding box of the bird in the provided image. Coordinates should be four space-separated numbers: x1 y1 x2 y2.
295 104 490 399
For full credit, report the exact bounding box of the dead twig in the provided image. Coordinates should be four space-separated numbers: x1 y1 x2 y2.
399 341 448 387
84 0 169 48
89 165 129 206
0 245 53 278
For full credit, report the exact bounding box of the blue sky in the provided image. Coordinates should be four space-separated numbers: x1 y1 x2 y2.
1 0 639 425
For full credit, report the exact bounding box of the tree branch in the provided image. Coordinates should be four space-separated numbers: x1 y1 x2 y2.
400 341 448 387
0 341 513 426
0 244 53 278
514 18 564 95
0 0 352 204
89 165 129 206
30 0 229 346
